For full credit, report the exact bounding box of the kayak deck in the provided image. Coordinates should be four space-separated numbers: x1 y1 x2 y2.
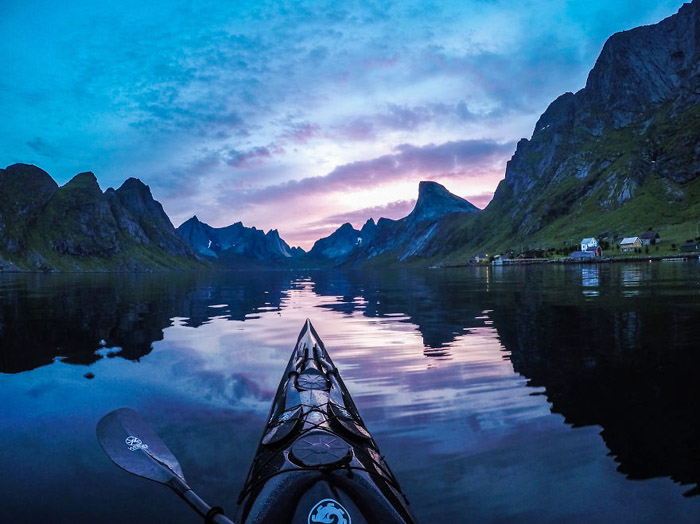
236 319 416 524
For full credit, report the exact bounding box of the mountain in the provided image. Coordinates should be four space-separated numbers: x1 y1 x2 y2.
176 215 304 266
465 0 700 254
309 222 364 260
310 181 480 265
0 164 200 271
407 180 479 222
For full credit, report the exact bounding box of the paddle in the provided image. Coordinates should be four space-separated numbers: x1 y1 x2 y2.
97 408 236 524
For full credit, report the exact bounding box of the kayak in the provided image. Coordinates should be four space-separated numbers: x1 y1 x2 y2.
97 319 416 524
235 319 416 524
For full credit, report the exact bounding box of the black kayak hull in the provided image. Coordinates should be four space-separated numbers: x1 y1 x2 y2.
236 320 416 524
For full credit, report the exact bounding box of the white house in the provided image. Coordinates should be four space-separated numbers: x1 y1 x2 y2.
580 238 598 251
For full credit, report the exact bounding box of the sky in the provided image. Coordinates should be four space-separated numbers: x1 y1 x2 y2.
0 0 687 249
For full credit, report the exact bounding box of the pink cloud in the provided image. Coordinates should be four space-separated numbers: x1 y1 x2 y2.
219 139 514 207
282 122 321 144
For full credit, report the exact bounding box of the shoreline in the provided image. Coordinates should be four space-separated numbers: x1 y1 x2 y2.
434 253 700 268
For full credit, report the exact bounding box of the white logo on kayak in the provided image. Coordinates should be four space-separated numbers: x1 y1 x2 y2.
125 436 149 452
308 498 351 524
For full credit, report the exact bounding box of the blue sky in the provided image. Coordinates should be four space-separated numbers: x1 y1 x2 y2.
0 0 686 247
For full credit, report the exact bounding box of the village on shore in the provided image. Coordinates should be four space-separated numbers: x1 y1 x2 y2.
439 231 700 268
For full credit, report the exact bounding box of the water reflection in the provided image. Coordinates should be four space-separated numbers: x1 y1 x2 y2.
311 269 487 353
490 266 700 497
619 264 644 296
580 265 599 296
1 264 700 523
0 272 296 373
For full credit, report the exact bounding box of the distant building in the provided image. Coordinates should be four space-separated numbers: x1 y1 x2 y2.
468 254 490 264
580 237 598 251
620 237 642 252
571 251 596 260
586 246 603 257
640 231 660 245
681 241 698 252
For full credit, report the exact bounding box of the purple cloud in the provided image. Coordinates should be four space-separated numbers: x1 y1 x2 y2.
220 138 515 207
281 122 321 144
226 146 273 168
311 200 416 229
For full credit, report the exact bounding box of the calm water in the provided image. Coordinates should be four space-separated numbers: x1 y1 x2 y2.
1 264 699 523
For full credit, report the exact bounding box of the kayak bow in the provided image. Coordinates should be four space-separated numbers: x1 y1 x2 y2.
236 319 416 524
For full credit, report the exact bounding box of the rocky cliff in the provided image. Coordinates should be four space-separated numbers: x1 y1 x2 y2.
176 215 304 266
0 164 199 271
311 181 480 265
483 0 700 249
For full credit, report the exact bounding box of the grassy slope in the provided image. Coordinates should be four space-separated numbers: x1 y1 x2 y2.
431 102 700 263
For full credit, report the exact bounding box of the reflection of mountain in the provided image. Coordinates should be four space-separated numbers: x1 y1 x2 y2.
0 272 296 373
310 269 488 352
489 273 700 497
4 266 698 499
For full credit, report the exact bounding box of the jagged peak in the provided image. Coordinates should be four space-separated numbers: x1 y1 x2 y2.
117 177 150 193
337 222 357 232
63 171 102 193
179 215 206 229
409 181 479 222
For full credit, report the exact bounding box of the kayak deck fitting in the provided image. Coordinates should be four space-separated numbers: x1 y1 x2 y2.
236 319 416 524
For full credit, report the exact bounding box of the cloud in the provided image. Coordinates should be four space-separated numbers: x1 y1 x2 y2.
281 122 321 144
226 146 273 168
0 0 687 247
220 139 515 207
311 200 416 229
26 137 61 159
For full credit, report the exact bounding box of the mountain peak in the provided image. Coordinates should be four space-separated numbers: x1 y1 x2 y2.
117 177 151 196
65 171 101 193
409 181 479 222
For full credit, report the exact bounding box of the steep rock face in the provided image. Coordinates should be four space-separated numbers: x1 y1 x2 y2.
0 164 58 253
309 223 363 259
113 178 191 257
37 172 121 257
315 181 480 265
407 181 479 222
177 216 217 257
0 164 198 271
583 2 700 123
265 229 294 258
176 216 302 264
488 0 700 241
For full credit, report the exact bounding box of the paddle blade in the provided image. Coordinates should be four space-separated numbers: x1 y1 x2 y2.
97 408 187 492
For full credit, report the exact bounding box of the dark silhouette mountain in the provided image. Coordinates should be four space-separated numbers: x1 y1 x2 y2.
407 180 479 222
0 164 200 271
309 222 363 260
310 181 480 265
176 215 304 267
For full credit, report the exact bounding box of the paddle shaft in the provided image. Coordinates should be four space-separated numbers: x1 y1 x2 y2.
171 477 235 524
